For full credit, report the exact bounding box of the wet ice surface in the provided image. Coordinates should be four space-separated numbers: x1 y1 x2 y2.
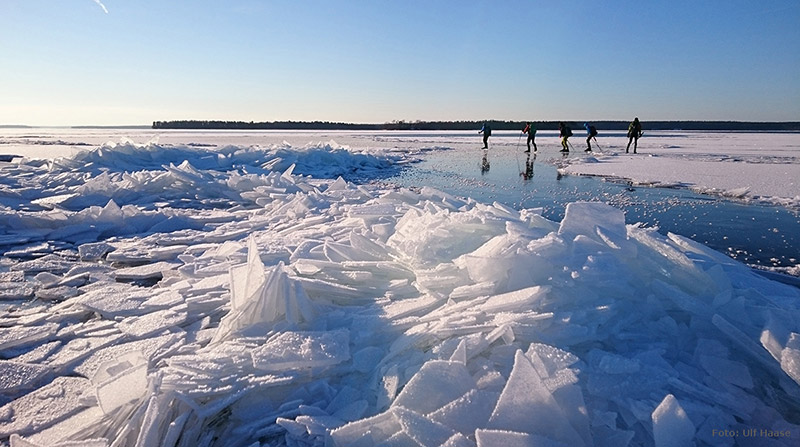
0 131 799 446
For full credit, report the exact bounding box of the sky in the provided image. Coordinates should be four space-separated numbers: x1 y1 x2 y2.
1 0 799 126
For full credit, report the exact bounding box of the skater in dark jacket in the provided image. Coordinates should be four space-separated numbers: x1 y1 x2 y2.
584 122 598 152
479 123 492 149
626 117 642 153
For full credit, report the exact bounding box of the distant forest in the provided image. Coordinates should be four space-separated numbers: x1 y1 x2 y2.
152 120 800 131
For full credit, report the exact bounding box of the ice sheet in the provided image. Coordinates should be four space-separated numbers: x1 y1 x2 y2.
0 361 51 394
557 131 800 208
392 360 475 415
91 351 148 414
651 394 695 447
487 350 584 445
0 377 92 438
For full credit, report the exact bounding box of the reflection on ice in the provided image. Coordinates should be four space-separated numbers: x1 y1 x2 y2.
0 141 799 446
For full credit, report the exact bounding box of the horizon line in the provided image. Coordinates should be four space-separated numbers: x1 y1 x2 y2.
4 119 800 129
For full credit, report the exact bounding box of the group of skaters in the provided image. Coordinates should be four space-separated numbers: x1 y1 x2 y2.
479 117 644 154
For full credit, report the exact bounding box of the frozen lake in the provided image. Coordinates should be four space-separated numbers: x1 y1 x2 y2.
6 127 795 273
2 128 800 446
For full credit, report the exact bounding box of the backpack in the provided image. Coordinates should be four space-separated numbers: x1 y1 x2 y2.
566 127 573 137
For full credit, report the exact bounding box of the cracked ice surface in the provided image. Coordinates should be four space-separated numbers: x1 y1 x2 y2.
1 141 800 446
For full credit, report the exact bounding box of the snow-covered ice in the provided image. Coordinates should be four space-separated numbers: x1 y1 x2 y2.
557 131 800 209
0 134 799 446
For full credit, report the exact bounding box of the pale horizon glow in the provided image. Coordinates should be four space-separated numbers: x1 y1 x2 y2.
1 0 798 126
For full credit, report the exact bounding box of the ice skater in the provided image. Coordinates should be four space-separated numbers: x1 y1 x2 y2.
626 117 642 154
522 122 537 152
479 122 492 149
584 122 598 152
558 122 572 152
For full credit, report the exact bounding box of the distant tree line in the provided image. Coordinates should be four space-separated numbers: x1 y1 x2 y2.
152 120 379 130
152 120 800 131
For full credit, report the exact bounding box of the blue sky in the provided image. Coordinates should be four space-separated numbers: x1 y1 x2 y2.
1 0 798 125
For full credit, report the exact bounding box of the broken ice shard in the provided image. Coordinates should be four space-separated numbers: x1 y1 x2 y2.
91 351 148 414
251 329 350 371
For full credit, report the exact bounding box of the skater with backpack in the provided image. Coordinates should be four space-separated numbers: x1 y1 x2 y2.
584 122 598 152
522 122 537 152
626 117 642 153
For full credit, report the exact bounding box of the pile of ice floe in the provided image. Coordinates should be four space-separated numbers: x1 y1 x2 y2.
0 141 404 246
1 142 800 446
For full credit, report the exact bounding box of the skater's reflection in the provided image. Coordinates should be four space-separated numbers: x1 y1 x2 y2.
480 150 490 174
520 153 535 180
